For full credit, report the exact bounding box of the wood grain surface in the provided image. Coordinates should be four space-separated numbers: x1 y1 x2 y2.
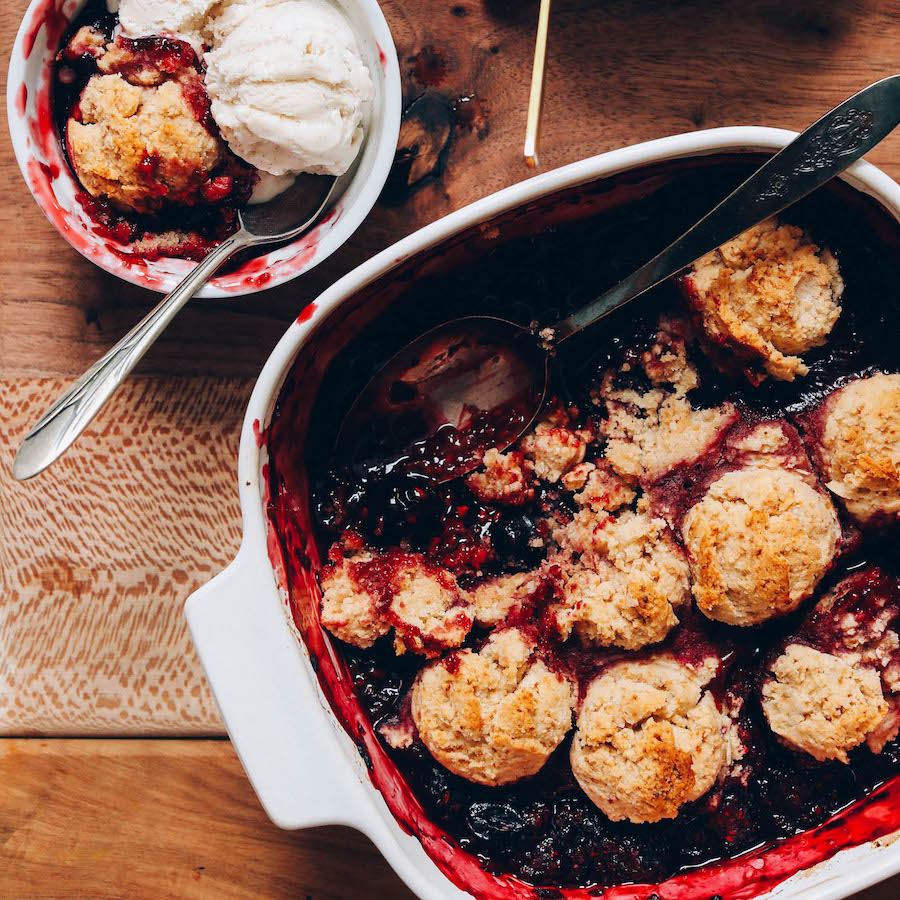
0 378 246 734
0 739 893 900
0 739 416 899
4 0 900 895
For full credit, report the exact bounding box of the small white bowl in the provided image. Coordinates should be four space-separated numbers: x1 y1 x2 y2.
6 0 401 297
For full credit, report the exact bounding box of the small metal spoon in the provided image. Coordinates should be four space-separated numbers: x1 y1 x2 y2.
340 75 900 483
14 171 344 481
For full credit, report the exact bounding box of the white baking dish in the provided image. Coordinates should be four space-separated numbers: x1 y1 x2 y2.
185 126 900 900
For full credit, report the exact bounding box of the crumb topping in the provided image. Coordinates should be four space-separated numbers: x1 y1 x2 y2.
467 570 542 628
466 448 535 506
519 407 591 484
319 551 473 657
596 331 737 483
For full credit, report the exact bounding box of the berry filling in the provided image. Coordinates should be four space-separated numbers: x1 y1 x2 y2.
267 159 900 897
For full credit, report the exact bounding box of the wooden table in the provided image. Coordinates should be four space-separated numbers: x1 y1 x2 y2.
2 0 900 895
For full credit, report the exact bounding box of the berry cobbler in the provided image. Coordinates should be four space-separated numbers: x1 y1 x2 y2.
56 18 255 257
267 163 900 896
53 0 373 260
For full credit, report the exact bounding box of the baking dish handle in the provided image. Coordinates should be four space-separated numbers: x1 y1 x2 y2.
185 547 370 831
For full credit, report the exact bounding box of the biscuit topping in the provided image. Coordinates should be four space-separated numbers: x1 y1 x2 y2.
682 218 843 381
570 657 734 823
682 467 840 626
412 629 576 786
817 373 900 524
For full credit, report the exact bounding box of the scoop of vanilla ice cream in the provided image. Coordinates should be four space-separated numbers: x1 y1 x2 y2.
114 0 217 48
203 0 374 176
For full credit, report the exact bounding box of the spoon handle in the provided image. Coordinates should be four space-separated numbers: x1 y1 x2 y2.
552 74 900 344
13 230 249 480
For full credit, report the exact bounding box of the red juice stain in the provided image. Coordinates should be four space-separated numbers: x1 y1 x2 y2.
600 778 900 900
23 0 70 60
32 63 57 159
213 251 273 290
276 203 337 279
179 72 215 132
409 45 449 87
240 271 272 289
252 418 268 448
378 44 387 69
319 206 339 228
137 154 159 179
200 175 233 202
296 302 317 324
213 224 325 290
236 255 268 275
15 83 27 117
80 192 140 244
105 244 151 280
117 35 197 74
25 157 93 256
276 203 335 276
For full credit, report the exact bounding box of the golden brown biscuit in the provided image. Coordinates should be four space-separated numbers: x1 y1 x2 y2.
682 468 840 626
817 373 900 524
683 218 843 381
412 629 576 786
762 643 889 763
570 657 733 823
68 74 221 213
319 551 388 649
551 511 689 650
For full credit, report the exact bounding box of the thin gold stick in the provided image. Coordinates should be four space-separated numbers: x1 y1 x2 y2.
524 0 551 168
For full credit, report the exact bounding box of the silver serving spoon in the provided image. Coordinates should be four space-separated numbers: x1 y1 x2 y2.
13 171 348 481
339 75 900 482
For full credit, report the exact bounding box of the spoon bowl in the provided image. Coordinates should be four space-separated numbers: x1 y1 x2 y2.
337 316 547 481
240 173 339 239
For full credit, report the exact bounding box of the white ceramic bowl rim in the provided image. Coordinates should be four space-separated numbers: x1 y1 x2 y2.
6 0 401 297
186 126 900 900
